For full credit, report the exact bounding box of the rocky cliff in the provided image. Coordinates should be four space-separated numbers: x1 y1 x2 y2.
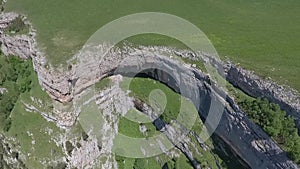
226 65 300 129
200 54 300 131
96 47 298 168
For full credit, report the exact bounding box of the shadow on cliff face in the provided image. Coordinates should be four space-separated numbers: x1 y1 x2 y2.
118 68 181 94
211 134 250 169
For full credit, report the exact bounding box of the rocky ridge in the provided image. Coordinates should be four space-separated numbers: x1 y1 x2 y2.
225 65 300 129
199 53 300 130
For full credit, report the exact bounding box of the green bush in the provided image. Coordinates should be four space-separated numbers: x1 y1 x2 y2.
0 55 33 131
239 98 300 164
133 159 147 169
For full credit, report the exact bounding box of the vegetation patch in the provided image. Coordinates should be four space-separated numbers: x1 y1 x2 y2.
0 54 33 131
117 156 162 169
0 54 65 168
239 98 300 164
7 99 64 168
122 77 182 123
4 16 29 35
115 156 135 169
228 81 300 164
95 77 111 91
116 153 190 169
118 115 159 138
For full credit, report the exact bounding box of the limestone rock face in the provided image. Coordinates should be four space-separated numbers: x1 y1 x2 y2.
0 34 33 59
0 12 33 59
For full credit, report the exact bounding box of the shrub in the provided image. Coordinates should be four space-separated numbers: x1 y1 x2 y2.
239 98 300 164
0 55 33 132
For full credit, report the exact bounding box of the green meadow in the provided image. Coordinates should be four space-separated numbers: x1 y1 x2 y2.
5 0 300 91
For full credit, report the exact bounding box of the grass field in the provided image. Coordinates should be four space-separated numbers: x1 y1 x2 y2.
5 0 300 91
7 98 64 168
3 63 65 168
121 77 183 123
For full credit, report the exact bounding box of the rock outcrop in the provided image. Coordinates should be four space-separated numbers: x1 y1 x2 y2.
0 12 18 29
225 65 300 129
0 12 32 59
0 134 27 169
199 54 300 130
